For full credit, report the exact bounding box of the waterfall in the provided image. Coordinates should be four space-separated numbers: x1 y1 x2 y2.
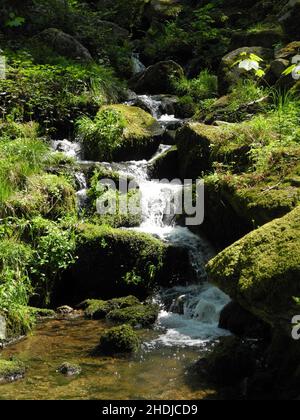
131 53 146 75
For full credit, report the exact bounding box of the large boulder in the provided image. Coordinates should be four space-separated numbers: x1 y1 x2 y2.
53 223 191 305
278 0 300 39
129 61 184 95
207 206 300 333
218 47 273 95
35 28 93 63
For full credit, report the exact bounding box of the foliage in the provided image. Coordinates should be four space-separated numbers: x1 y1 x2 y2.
77 109 126 161
0 52 123 135
175 70 218 101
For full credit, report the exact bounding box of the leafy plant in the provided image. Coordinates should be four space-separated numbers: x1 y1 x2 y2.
77 108 126 161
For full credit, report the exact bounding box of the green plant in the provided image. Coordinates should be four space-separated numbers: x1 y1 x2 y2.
77 108 126 161
175 70 218 101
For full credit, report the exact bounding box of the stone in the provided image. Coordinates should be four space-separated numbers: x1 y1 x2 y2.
57 362 81 376
129 61 184 95
207 206 300 333
278 0 300 38
35 28 93 63
96 324 140 355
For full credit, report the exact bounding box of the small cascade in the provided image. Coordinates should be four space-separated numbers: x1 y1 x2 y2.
131 53 146 75
75 172 88 209
51 139 82 159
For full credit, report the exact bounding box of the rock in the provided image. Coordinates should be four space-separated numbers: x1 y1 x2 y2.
278 0 300 38
35 28 93 63
57 362 81 376
106 303 160 327
1 174 76 219
56 305 74 315
176 122 250 179
52 224 190 305
149 146 179 180
82 296 141 320
96 324 140 355
129 61 184 95
229 28 285 50
0 359 25 384
207 206 300 333
204 336 257 386
219 301 270 338
218 47 273 95
79 104 163 162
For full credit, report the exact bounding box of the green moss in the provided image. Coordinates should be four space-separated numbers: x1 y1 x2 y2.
29 307 56 318
0 359 25 383
101 105 163 161
107 303 159 327
53 223 169 303
96 324 140 355
83 296 140 319
207 206 300 331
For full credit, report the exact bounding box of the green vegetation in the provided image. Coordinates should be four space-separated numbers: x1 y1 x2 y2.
96 324 140 355
0 359 25 383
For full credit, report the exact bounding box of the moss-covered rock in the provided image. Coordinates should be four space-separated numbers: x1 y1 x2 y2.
57 362 82 376
176 122 250 179
207 206 300 332
80 105 163 162
106 303 159 327
96 324 140 355
0 359 25 384
53 223 189 305
82 296 140 319
1 174 76 219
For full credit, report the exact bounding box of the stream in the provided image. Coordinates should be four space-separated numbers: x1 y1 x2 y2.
0 95 230 400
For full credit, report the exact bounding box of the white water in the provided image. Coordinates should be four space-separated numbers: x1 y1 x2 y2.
131 53 146 75
105 150 230 347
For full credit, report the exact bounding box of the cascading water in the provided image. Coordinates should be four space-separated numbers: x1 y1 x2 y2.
120 155 231 347
50 96 230 348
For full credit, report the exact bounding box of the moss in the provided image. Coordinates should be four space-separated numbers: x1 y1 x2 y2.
176 122 250 179
29 307 56 318
0 359 25 383
83 296 140 319
102 105 163 161
207 206 300 331
96 324 140 355
2 174 76 219
107 303 160 327
52 223 169 304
